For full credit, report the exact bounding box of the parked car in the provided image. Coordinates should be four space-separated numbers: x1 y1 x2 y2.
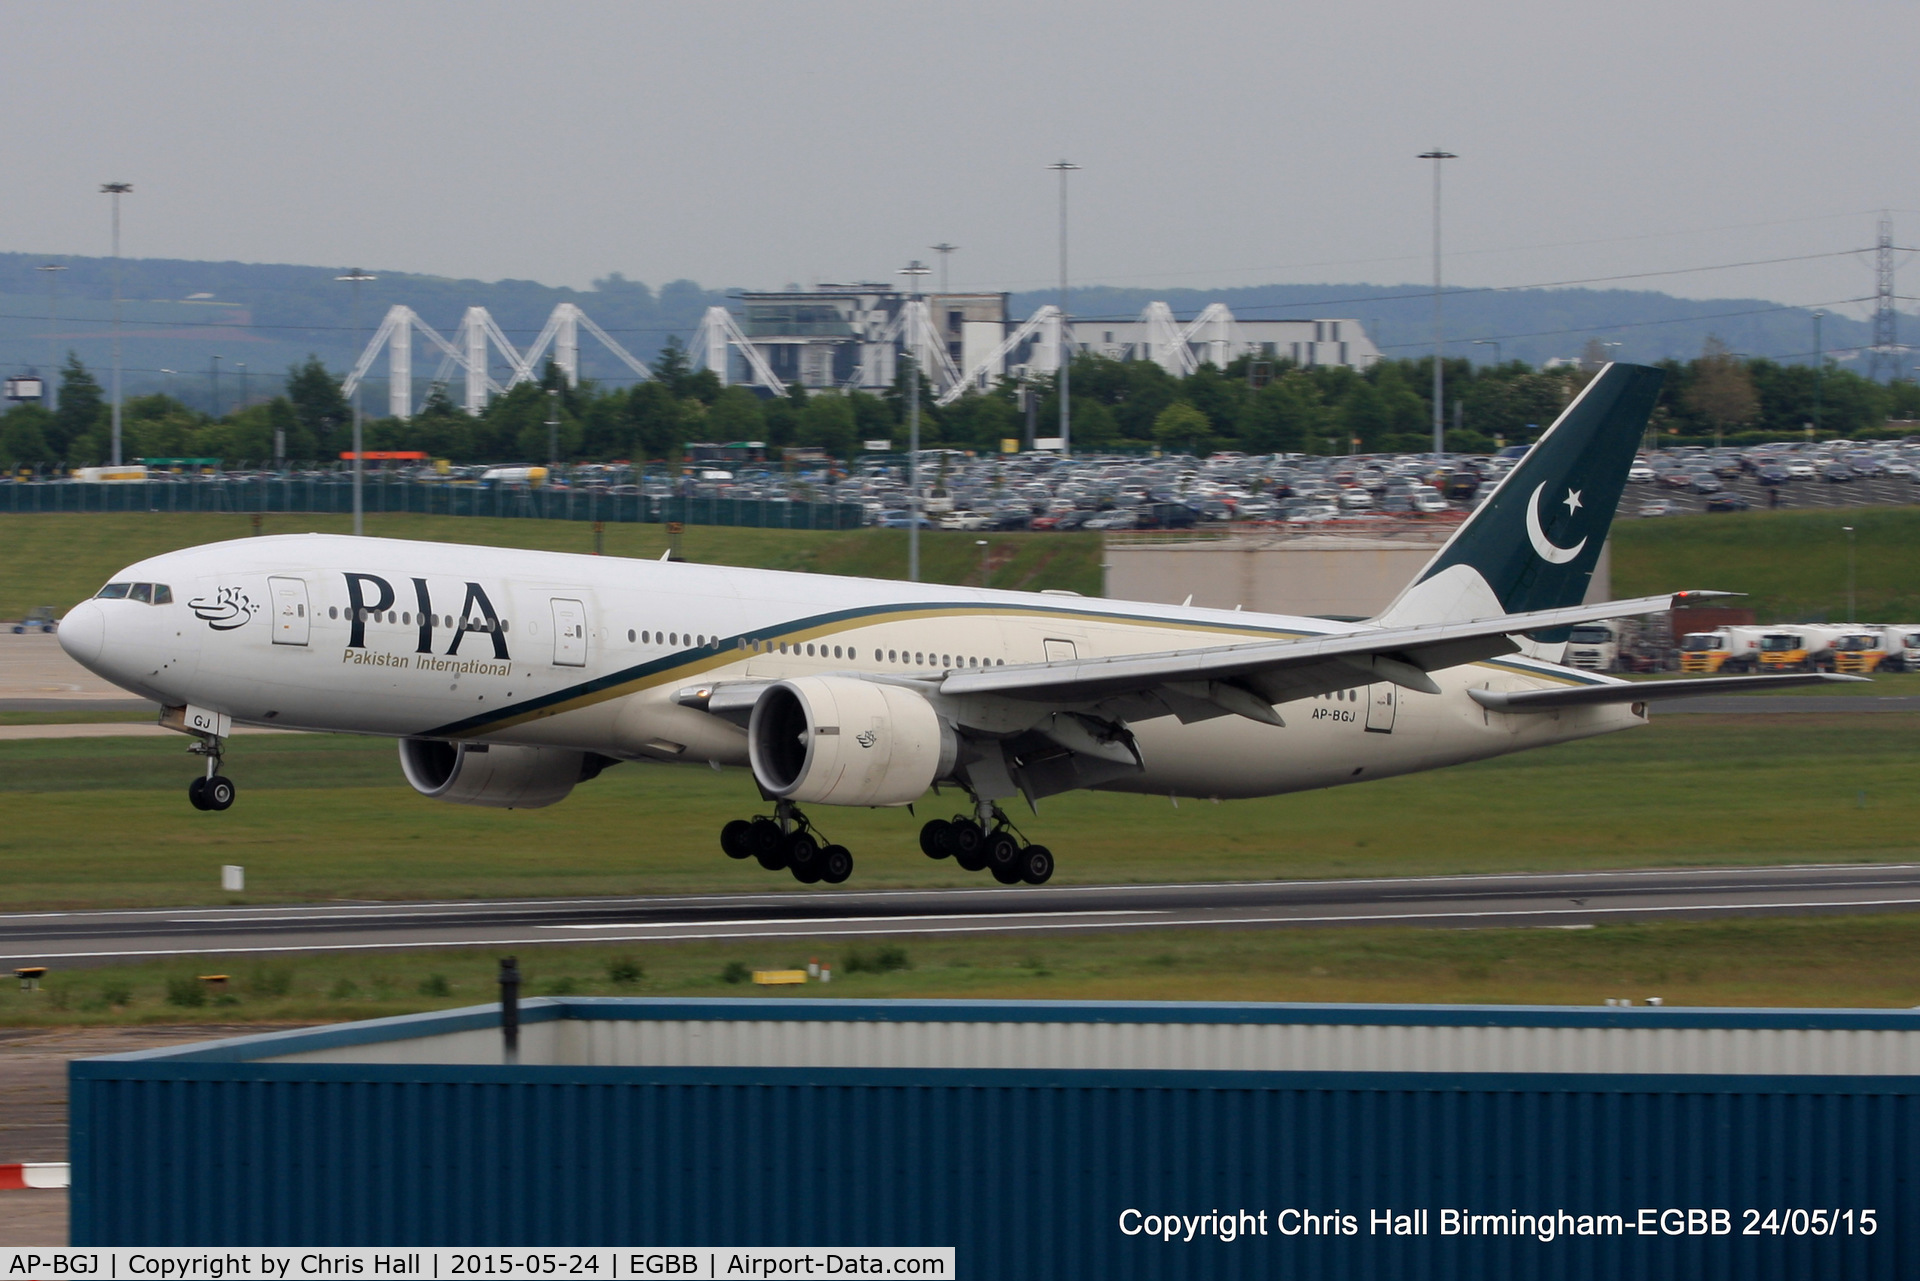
1638 499 1683 517
1705 493 1751 513
11 606 57 634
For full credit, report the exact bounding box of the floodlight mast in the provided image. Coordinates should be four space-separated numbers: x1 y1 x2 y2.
901 259 931 582
336 269 377 537
100 183 132 465
37 264 65 411
1050 161 1079 455
1418 149 1456 459
930 243 958 297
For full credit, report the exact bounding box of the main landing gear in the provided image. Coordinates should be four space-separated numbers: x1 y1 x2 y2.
920 805 1054 885
719 800 853 885
185 735 236 812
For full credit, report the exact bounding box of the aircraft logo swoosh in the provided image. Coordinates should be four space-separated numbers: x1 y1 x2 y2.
188 587 258 631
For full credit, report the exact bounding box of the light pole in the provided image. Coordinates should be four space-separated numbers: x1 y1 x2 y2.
100 183 132 465
337 269 377 537
547 388 560 470
1050 160 1079 456
1811 310 1826 435
1843 525 1856 622
37 264 65 412
930 243 958 296
900 259 931 582
1472 338 1500 367
209 355 221 418
237 361 248 413
1418 150 1456 459
977 538 990 589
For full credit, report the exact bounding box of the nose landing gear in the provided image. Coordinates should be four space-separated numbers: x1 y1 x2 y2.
719 801 852 885
920 805 1053 885
185 736 236 812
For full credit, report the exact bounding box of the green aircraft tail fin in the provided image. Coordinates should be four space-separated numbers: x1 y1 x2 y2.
1380 362 1665 625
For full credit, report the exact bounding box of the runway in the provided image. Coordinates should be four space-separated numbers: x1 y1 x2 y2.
9 863 1920 963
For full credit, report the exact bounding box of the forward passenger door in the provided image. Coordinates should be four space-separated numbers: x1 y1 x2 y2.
551 598 587 667
268 576 310 646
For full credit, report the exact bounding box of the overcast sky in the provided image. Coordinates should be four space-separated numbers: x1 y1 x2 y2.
4 0 1916 322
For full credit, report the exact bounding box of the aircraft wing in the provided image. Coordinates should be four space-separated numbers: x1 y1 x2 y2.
1469 671 1867 712
934 591 1723 723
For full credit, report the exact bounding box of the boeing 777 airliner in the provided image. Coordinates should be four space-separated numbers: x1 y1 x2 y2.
57 364 1853 886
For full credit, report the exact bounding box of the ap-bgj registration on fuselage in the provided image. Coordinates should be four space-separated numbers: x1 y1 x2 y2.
60 364 1855 887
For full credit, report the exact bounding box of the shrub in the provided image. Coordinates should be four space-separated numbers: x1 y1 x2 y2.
844 946 910 975
328 978 359 999
606 956 643 985
246 966 295 998
99 982 132 1007
544 976 579 996
164 977 206 1008
720 961 751 985
418 974 451 997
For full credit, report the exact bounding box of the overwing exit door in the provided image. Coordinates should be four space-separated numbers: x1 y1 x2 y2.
551 598 587 667
1365 683 1396 733
268 576 309 646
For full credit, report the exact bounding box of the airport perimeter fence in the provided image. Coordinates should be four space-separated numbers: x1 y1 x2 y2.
0 479 865 530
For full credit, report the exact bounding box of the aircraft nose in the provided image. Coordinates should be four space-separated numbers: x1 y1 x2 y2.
59 599 106 667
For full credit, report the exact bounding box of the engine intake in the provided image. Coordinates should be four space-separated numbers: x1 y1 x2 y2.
748 676 955 807
398 739 614 809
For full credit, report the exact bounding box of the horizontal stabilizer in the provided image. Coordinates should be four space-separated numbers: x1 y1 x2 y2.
1469 672 1868 713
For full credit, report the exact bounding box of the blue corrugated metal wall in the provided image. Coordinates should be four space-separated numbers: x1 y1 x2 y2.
71 1063 1917 1279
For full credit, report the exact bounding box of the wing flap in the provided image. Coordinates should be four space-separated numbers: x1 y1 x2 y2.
939 592 1695 707
1468 672 1867 712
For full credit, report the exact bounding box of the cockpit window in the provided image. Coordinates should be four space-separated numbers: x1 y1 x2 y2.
93 581 171 604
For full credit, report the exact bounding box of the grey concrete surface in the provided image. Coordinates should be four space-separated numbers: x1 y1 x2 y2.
7 864 1920 963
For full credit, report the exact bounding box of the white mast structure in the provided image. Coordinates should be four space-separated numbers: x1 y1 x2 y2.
517 303 655 389
1135 301 1195 377
688 306 786 394
936 305 1064 407
344 303 673 419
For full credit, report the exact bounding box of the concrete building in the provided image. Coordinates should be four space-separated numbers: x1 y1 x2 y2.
1072 316 1382 372
1104 526 1610 618
735 287 1379 396
738 286 1007 390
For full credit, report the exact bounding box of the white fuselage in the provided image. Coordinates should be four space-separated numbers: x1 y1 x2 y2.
59 534 1643 801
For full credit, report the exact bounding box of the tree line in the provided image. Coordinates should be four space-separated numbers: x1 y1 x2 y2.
5 336 1919 472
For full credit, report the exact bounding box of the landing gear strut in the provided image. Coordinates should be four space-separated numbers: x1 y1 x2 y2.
719 801 852 885
185 735 236 812
919 802 1053 885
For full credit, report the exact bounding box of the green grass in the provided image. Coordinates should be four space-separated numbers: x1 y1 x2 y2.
7 505 1914 626
1625 671 1920 695
1612 506 1920 622
0 513 1101 619
0 709 150 725
13 912 1920 1027
0 713 1913 910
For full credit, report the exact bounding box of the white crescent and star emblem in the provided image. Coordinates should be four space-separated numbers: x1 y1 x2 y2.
1525 482 1588 564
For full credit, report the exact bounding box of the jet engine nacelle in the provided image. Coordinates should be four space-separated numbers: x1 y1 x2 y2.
398 738 613 809
748 676 956 807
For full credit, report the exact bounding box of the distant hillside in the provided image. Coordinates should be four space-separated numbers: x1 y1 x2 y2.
0 250 1895 412
0 254 730 409
1013 283 1886 371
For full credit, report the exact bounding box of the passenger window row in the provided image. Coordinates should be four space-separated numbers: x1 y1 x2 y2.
95 582 173 605
324 606 507 633
620 625 1009 671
